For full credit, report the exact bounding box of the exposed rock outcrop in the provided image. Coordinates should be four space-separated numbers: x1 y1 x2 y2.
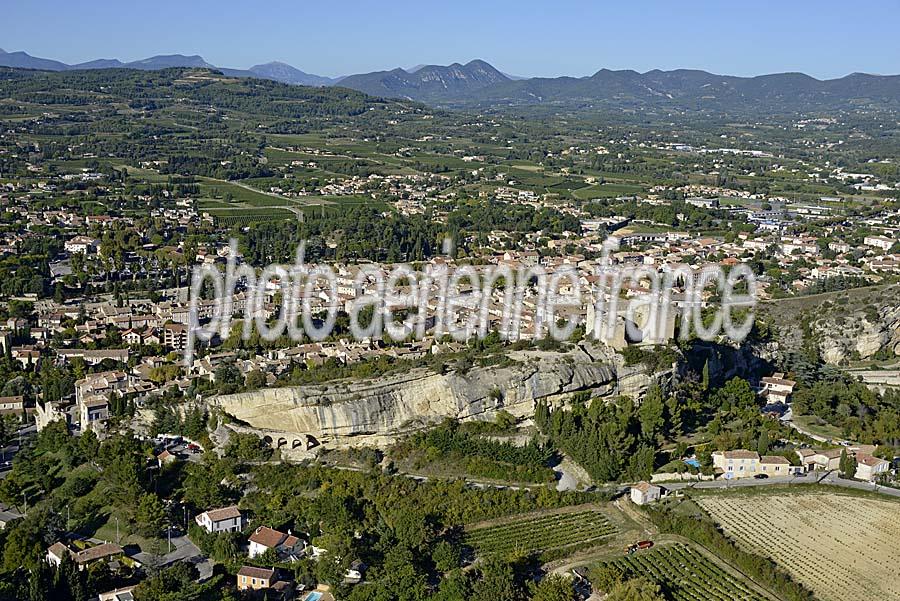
816 303 900 364
212 343 621 446
760 284 900 366
682 340 775 386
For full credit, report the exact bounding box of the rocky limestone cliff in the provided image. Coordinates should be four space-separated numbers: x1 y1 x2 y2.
816 302 900 364
760 283 900 366
212 343 623 445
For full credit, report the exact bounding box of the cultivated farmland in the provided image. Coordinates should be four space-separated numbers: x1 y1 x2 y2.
207 207 297 226
598 543 773 601
698 492 900 601
464 508 617 557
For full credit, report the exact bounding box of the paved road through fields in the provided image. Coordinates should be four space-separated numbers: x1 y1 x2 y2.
660 470 900 498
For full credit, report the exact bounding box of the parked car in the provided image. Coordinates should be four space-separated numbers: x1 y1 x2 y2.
754 473 769 480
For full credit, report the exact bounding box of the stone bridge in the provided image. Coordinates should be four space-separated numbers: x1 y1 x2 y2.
261 432 322 451
222 423 324 453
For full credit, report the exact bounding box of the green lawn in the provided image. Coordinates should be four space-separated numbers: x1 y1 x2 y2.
791 414 844 440
199 179 292 206
573 183 645 200
92 514 166 555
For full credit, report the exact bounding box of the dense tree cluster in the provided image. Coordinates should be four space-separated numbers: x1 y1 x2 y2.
792 377 900 446
226 461 594 600
535 393 659 482
446 200 581 236
242 205 441 264
0 423 159 600
394 418 557 483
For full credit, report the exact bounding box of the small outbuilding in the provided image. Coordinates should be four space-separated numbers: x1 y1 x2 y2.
630 481 661 505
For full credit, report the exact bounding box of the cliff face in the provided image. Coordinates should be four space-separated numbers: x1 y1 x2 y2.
816 302 900 364
212 343 620 444
680 340 774 386
760 284 900 366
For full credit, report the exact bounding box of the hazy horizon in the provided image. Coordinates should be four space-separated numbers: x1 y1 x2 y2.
5 0 900 79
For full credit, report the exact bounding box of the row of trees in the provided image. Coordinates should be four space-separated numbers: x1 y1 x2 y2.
646 503 816 601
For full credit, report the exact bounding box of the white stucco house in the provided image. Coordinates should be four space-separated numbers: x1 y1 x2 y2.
630 481 661 505
855 453 890 482
195 506 244 533
247 526 306 560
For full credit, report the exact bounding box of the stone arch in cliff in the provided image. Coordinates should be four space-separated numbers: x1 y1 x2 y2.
305 435 320 450
262 435 274 447
277 437 288 449
291 438 305 450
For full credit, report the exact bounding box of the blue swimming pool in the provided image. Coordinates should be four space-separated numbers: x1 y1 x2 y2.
305 593 323 601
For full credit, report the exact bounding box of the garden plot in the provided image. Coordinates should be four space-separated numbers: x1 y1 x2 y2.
698 492 900 601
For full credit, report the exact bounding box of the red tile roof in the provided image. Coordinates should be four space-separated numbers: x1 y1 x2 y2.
721 450 759 460
857 453 888 467
632 481 658 493
74 542 123 564
249 526 287 549
237 566 275 580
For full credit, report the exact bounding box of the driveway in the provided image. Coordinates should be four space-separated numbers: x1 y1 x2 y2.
130 535 204 569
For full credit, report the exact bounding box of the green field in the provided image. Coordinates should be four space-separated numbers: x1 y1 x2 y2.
196 199 236 209
317 195 390 211
573 182 645 199
207 207 297 226
598 544 773 601
465 508 617 557
199 179 299 207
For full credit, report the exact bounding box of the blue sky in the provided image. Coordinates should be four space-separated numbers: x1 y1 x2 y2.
5 1 899 79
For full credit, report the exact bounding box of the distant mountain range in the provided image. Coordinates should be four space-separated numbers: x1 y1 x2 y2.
337 59 510 101
0 49 336 87
234 61 335 87
466 68 900 113
2 48 899 114
0 48 72 71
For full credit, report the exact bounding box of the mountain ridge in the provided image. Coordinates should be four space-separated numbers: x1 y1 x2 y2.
337 59 510 101
72 58 125 69
246 61 336 86
1 48 899 113
0 49 337 87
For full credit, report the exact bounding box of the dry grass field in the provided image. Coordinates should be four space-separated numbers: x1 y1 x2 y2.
698 492 900 601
